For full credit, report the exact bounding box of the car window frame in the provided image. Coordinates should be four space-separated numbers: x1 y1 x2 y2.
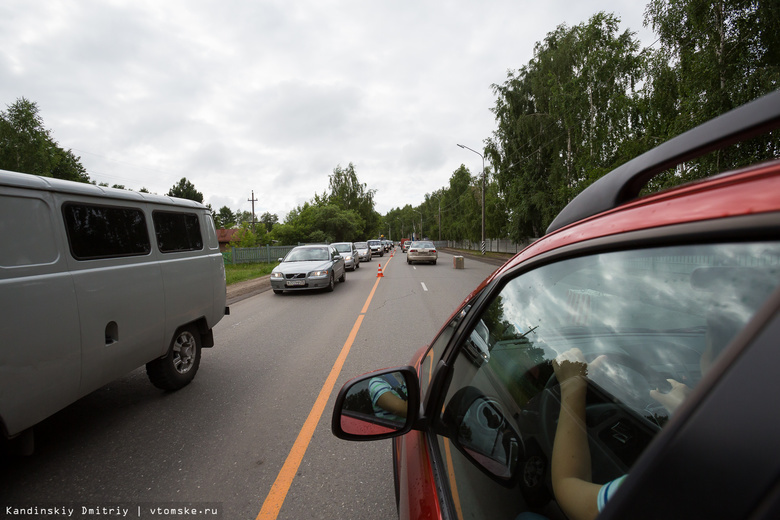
418 211 780 519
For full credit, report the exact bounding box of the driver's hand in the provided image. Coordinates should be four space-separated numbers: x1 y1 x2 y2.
650 379 692 414
553 348 589 389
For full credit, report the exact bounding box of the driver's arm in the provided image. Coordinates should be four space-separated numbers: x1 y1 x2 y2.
551 349 602 520
376 392 407 418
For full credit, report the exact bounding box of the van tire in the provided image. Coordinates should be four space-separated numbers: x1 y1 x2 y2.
146 326 201 390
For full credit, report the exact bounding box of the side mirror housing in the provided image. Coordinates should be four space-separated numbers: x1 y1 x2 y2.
331 366 420 441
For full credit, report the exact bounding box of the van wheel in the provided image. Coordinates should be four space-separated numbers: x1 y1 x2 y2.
146 326 201 390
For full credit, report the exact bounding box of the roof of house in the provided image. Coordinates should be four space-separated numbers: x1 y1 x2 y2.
216 229 238 243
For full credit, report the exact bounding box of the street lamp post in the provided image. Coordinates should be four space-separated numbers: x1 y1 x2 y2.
457 144 486 254
413 209 423 239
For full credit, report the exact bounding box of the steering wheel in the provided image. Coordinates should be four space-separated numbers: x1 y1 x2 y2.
538 352 666 481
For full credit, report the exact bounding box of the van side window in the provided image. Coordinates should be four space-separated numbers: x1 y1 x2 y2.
62 203 151 260
153 211 203 253
0 194 58 267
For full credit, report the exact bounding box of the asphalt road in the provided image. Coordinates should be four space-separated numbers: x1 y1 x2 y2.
1 249 500 520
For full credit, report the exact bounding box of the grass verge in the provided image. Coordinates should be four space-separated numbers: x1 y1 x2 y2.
225 262 277 286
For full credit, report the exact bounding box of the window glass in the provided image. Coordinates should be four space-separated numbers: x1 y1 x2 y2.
433 242 780 519
0 195 58 267
63 203 151 260
153 211 203 253
204 214 219 250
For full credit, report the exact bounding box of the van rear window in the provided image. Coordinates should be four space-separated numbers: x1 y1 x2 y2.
63 203 151 260
153 211 203 253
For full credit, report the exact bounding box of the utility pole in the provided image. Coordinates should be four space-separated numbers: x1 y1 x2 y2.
248 191 258 230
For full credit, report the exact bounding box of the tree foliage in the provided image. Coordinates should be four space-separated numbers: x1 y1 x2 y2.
229 222 267 248
167 177 204 203
485 12 645 240
0 97 90 182
269 163 380 245
214 206 236 229
643 0 780 188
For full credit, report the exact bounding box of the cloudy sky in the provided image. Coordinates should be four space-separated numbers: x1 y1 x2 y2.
1 1 654 219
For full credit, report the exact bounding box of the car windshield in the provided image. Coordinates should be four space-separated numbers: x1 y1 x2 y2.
285 248 329 262
333 244 351 253
412 241 434 248
355 242 368 249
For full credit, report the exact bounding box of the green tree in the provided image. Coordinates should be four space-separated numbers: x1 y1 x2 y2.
235 210 257 226
259 212 279 233
0 97 90 182
229 223 258 248
486 13 645 240
643 0 780 187
167 177 204 203
271 201 364 245
326 163 380 237
215 206 236 229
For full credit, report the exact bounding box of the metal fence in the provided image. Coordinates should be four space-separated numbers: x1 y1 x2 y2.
223 239 537 264
445 238 537 255
224 245 296 265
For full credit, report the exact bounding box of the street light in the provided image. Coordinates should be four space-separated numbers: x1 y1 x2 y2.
457 143 486 254
413 209 423 239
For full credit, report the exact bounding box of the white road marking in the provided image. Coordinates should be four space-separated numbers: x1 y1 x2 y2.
421 282 428 292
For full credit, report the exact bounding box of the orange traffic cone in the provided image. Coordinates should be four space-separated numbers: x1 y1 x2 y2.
377 263 384 277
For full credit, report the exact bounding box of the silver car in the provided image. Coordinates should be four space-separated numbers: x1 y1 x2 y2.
270 245 346 294
354 241 372 262
331 242 360 271
406 241 438 265
367 239 384 257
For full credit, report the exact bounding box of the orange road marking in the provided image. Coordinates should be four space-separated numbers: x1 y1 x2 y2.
257 254 389 519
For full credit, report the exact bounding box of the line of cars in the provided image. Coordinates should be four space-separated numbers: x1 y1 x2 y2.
269 239 394 294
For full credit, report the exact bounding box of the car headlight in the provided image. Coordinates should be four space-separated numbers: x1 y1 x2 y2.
271 272 285 279
345 255 353 261
310 270 328 277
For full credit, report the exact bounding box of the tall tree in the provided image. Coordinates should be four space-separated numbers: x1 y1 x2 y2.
259 212 279 233
167 177 204 203
214 206 236 229
486 13 645 240
326 163 381 237
644 0 780 186
0 97 90 182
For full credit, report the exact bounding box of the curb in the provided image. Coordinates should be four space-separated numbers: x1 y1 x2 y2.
226 275 272 305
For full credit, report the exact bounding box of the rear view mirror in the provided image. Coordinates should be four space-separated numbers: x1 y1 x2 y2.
332 367 419 441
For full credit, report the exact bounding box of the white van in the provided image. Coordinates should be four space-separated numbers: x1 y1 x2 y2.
0 169 229 447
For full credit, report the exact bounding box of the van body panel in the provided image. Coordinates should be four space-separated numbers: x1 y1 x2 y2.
0 169 227 438
0 271 82 435
71 260 166 395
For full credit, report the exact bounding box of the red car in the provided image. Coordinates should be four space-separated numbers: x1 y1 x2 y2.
332 90 780 520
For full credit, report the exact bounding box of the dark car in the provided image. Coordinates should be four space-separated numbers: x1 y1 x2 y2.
332 91 780 520
270 244 346 294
